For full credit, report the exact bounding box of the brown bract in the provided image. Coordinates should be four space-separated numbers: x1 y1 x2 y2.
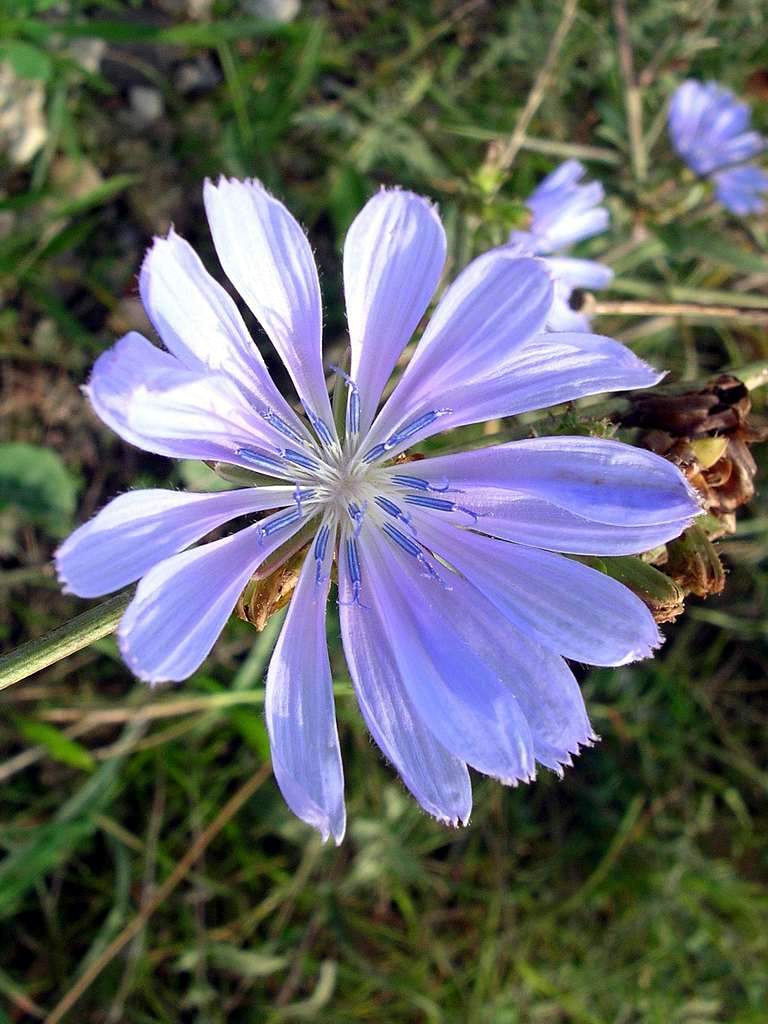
621 374 768 602
236 546 309 632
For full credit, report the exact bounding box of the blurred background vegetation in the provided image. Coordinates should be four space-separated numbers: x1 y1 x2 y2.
1 1 768 1021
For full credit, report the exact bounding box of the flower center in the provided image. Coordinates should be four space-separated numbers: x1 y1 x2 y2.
312 455 383 520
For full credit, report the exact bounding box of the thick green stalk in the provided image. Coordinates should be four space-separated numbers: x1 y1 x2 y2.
0 590 133 691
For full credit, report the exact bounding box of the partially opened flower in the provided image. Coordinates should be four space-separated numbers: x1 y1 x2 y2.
509 159 614 331
668 79 768 215
56 180 699 842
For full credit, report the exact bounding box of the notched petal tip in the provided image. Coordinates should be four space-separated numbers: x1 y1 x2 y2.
205 175 268 200
315 816 346 846
543 730 601 779
612 618 664 667
498 768 538 788
273 760 347 846
117 629 168 686
52 545 74 594
435 811 471 829
54 551 77 596
370 184 443 220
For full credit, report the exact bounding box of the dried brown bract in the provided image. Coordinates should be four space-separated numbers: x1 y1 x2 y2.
236 545 309 632
620 374 767 605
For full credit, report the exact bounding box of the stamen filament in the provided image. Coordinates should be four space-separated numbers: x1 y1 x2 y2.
237 448 288 475
261 408 307 446
256 506 304 543
282 448 321 471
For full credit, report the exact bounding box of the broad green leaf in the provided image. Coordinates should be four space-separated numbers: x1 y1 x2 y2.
0 39 51 80
0 442 79 536
14 718 95 772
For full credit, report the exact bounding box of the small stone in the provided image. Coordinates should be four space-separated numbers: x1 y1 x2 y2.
31 319 60 358
175 56 221 95
0 61 47 165
243 0 301 22
187 0 214 16
129 85 164 125
67 38 107 74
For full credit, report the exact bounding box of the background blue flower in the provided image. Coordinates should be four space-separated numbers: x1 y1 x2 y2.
668 78 768 213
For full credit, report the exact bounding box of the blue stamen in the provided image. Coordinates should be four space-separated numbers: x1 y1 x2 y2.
256 506 303 543
347 501 367 537
293 484 316 515
361 410 451 465
362 443 388 465
404 494 454 512
347 387 361 435
391 474 455 493
329 365 361 436
346 537 361 584
261 408 306 445
385 409 451 448
375 496 403 518
305 408 335 448
338 537 366 606
403 493 480 523
282 448 320 471
374 496 415 534
314 523 330 562
381 522 422 558
381 522 451 589
237 448 287 475
313 522 331 584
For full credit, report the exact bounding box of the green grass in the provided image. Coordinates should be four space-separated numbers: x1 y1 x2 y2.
1 1 768 1020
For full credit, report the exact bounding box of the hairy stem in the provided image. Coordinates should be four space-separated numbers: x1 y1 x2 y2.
0 590 133 691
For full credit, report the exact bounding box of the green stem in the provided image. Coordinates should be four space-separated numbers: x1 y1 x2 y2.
0 590 133 691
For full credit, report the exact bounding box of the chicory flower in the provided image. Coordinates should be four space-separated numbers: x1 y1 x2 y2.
668 79 768 215
57 180 699 842
510 159 614 331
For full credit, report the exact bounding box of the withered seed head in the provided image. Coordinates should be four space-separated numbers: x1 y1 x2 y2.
617 373 767 613
621 374 767 522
